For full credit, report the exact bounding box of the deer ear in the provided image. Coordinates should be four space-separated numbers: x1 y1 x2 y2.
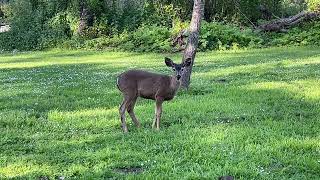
165 57 174 67
183 58 192 67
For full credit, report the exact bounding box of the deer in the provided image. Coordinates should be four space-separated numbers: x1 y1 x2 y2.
116 57 192 133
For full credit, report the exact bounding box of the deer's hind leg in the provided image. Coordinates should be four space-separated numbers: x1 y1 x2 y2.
119 91 138 132
127 96 141 128
119 96 129 133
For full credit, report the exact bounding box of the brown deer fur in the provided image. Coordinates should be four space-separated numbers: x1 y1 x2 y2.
117 57 191 132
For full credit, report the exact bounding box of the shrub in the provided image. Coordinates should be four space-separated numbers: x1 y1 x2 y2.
199 22 263 51
281 0 307 17
59 36 85 50
61 25 171 52
0 1 41 50
0 1 72 51
265 20 320 47
307 0 320 11
38 13 72 49
123 25 171 52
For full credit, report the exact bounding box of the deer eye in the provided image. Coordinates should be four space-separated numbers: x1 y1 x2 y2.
172 68 176 71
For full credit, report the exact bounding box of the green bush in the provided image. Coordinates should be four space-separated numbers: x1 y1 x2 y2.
58 36 85 50
78 22 264 52
307 0 320 11
124 25 171 52
62 25 171 52
0 1 40 50
0 1 72 51
199 22 263 51
265 21 320 47
82 33 128 50
281 0 307 17
38 13 71 49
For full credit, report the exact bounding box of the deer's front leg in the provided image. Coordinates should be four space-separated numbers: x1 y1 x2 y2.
153 97 163 130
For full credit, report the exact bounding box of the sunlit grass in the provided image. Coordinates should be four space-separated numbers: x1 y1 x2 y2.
244 79 320 101
0 46 320 179
0 162 54 178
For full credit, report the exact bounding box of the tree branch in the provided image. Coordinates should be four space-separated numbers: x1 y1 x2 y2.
258 11 320 32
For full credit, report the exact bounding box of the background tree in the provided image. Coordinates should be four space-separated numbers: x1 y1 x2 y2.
78 0 93 35
180 0 204 89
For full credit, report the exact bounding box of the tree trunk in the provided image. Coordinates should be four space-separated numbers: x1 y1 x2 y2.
180 0 204 89
78 0 93 35
258 11 320 32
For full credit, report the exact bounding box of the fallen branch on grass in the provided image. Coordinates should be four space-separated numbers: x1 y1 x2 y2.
258 11 320 32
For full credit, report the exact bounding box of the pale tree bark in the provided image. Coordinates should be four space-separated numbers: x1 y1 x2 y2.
258 11 320 32
180 0 204 89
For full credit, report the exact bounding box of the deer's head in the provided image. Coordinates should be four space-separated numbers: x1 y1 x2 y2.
165 57 192 80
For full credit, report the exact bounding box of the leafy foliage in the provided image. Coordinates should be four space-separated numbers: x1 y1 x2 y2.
0 0 319 52
280 0 307 17
264 20 320 46
198 22 263 51
307 0 320 11
204 0 282 23
123 25 171 52
59 25 171 52
0 0 71 51
0 1 41 50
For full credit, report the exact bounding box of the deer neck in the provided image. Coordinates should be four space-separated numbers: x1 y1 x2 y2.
170 76 181 92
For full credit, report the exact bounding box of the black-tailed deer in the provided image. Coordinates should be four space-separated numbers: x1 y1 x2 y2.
117 57 192 132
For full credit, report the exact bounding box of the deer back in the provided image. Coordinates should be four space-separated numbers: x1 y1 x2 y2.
117 70 180 100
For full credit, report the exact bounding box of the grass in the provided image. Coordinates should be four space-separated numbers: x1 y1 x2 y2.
0 47 320 179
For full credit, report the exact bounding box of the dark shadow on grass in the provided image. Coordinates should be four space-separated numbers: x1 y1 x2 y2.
0 51 145 64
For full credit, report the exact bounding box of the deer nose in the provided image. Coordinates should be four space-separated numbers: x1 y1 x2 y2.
177 75 181 80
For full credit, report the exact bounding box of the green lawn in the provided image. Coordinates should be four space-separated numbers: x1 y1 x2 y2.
0 47 320 179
